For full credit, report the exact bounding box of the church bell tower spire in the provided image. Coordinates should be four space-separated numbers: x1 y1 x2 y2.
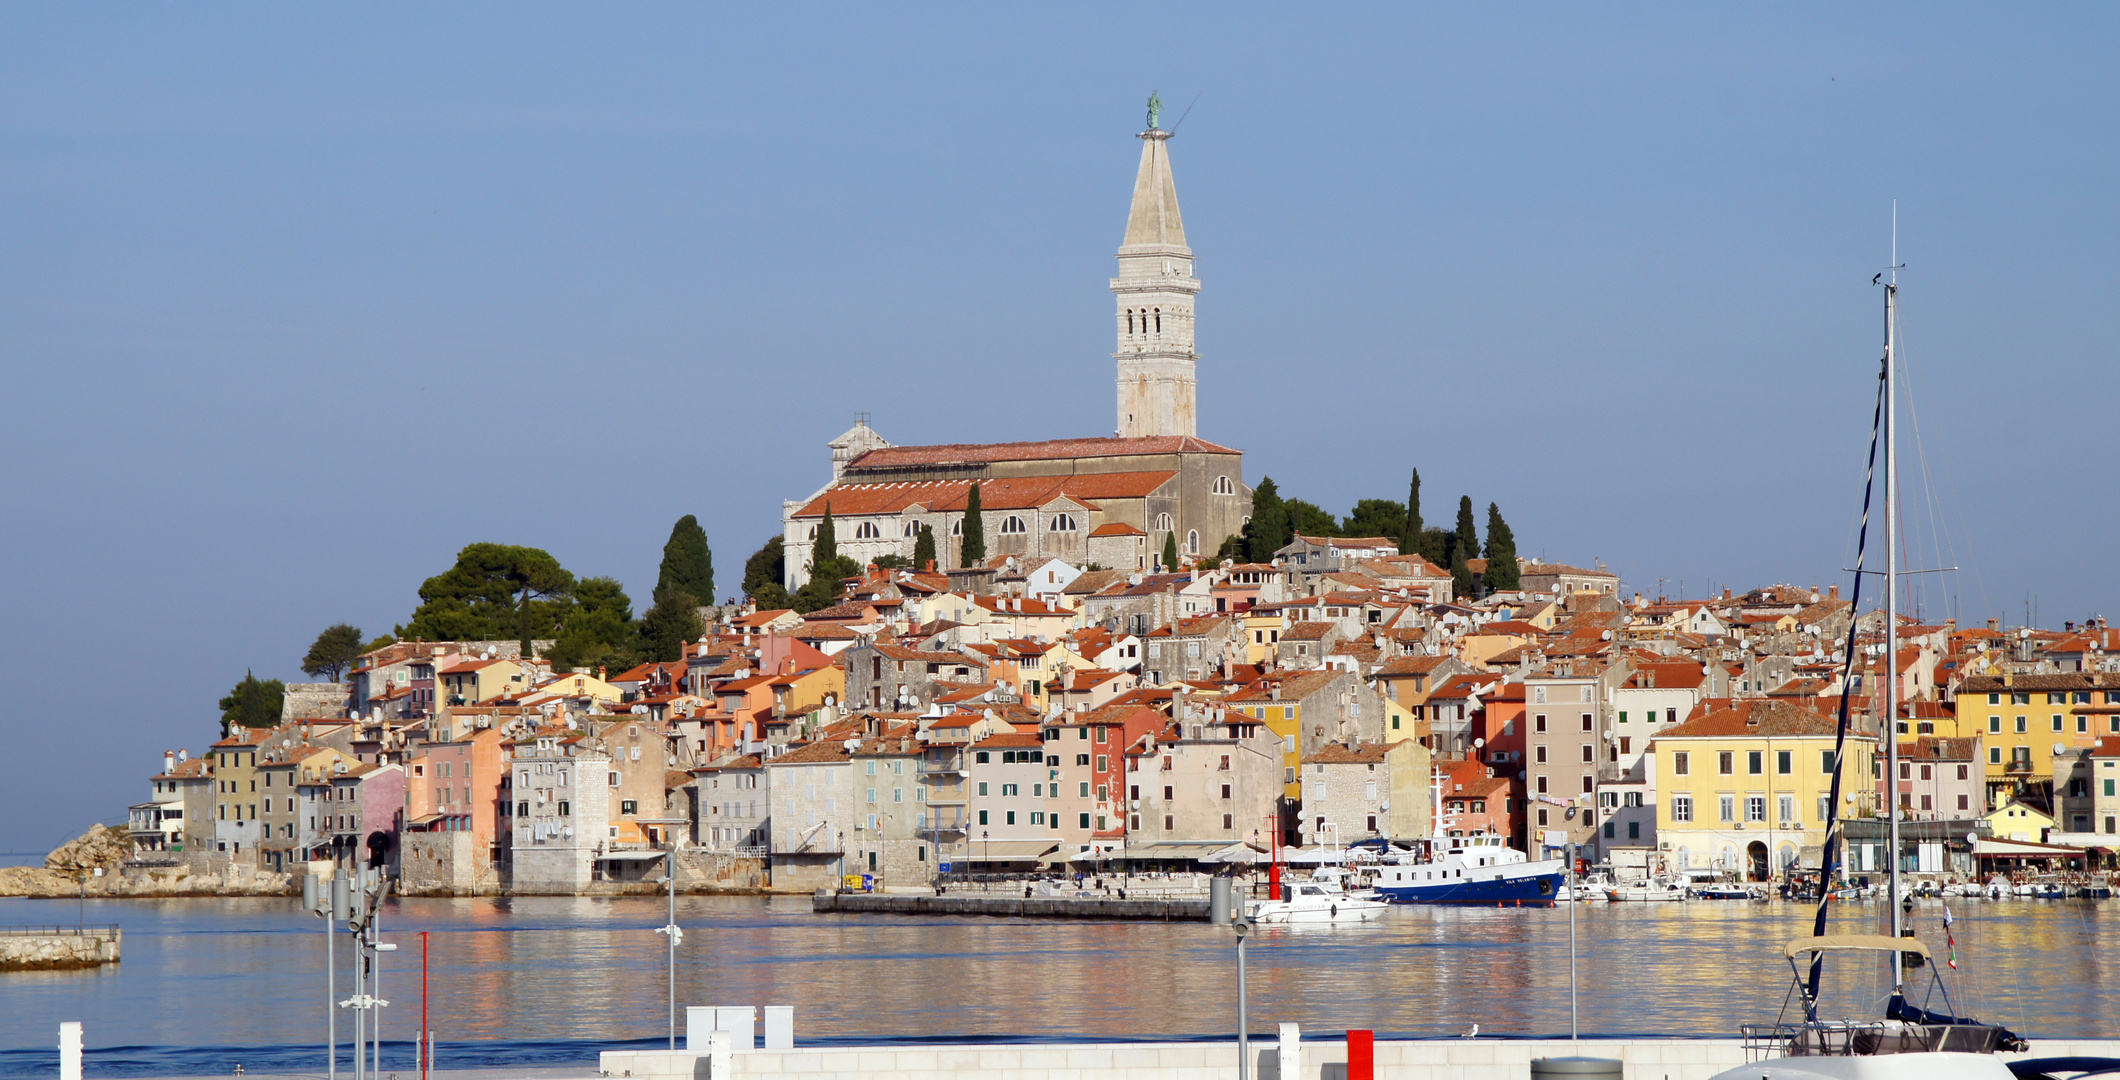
1112 100 1200 439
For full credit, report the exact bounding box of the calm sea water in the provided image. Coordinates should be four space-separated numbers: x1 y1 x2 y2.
0 894 2112 1076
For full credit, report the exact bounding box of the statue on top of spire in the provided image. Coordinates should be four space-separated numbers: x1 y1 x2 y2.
1146 91 1163 131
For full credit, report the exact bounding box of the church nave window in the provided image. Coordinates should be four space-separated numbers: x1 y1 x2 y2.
853 521 882 540
1187 530 1199 555
999 515 1027 535
904 521 921 538
1155 513 1173 533
1049 513 1078 533
1212 475 1234 495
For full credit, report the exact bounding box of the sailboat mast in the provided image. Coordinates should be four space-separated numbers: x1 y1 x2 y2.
1883 212 1904 988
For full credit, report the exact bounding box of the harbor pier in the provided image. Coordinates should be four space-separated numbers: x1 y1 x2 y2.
0 925 121 970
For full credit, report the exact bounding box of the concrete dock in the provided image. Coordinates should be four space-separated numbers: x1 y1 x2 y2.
811 891 1210 920
601 1035 2120 1080
0 925 121 970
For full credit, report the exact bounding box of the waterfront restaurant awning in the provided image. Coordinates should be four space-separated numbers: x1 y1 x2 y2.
1973 838 2083 862
1201 842 1268 865
968 840 1060 862
1279 846 1356 865
596 851 671 863
1116 842 1229 862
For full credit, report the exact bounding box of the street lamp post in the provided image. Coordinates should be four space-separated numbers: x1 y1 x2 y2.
639 817 691 1052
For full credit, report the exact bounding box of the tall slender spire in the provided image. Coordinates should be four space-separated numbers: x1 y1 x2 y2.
1113 114 1201 439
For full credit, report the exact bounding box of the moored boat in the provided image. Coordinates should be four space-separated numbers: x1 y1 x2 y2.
1371 833 1565 906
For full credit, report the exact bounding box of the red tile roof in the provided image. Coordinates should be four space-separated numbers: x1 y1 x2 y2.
848 435 1239 469
792 472 1178 518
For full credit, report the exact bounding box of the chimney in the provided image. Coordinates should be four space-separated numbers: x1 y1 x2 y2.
163 751 175 774
1827 585 1838 601
1987 618 2000 632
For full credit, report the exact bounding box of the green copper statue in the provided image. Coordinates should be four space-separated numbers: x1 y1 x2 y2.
1146 91 1163 130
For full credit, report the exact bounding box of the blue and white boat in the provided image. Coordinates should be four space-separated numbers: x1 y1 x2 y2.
1371 833 1566 906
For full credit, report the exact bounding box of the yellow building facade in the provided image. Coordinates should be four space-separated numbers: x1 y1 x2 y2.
1651 700 1876 880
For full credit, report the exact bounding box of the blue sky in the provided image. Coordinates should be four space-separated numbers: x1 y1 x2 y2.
3 5 2115 851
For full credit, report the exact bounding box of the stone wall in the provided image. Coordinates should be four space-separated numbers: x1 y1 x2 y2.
0 928 121 970
283 683 350 721
399 831 483 896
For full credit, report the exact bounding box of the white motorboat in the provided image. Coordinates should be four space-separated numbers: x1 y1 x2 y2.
1248 879 1388 923
1556 871 1613 902
1605 875 1689 902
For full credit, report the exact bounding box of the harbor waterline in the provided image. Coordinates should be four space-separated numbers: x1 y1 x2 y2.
1 894 2112 1076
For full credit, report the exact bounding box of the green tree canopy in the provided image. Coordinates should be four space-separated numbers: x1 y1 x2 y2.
1451 545 1480 602
361 633 398 654
1162 530 1180 571
959 484 986 567
1483 502 1521 592
1400 468 1423 555
399 543 576 654
793 555 860 614
548 576 637 674
1246 476 1288 562
300 623 364 681
637 588 705 663
1343 498 1407 540
813 503 838 566
870 554 912 571
1215 533 1246 562
742 535 789 609
1453 496 1480 570
911 523 937 571
1282 498 1339 538
220 671 285 730
655 514 714 607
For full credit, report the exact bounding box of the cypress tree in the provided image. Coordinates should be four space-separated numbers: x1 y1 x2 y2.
959 484 985 567
1451 546 1479 602
813 503 837 566
1453 496 1479 570
655 514 715 606
1162 530 1180 572
1483 502 1521 592
911 523 937 571
1400 468 1422 555
1247 476 1288 563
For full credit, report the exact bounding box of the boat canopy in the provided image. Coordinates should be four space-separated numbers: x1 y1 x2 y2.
1782 934 1930 959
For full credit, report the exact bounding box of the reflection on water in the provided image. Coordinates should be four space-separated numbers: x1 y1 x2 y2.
0 894 2110 1072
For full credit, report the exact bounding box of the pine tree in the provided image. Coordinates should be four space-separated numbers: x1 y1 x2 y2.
1400 468 1422 555
741 535 788 608
813 503 838 566
1247 476 1288 562
637 588 704 662
959 484 985 567
911 523 937 571
1162 530 1180 571
1453 496 1479 570
655 514 714 607
1482 502 1521 592
301 623 365 681
219 671 286 730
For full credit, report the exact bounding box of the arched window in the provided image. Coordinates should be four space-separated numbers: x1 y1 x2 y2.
1154 308 1162 333
1187 530 1199 554
904 521 920 537
1213 475 1234 495
951 519 962 536
999 515 1027 534
1156 513 1173 532
807 526 818 540
853 522 882 540
1050 513 1077 533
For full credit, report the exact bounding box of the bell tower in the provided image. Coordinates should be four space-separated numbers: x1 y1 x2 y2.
1112 101 1200 439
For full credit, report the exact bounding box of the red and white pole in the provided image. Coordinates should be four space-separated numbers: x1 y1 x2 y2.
419 931 429 1080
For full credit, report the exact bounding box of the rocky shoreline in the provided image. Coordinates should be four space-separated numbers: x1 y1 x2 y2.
0 825 296 900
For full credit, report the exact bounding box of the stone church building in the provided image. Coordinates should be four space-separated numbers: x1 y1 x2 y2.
782 117 1252 589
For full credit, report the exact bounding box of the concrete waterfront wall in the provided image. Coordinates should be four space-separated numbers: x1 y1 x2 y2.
600 1036 2120 1080
0 928 121 970
812 892 1210 920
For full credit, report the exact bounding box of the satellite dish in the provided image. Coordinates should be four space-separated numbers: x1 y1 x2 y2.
1474 737 1486 749
1965 832 1979 845
2053 743 2068 757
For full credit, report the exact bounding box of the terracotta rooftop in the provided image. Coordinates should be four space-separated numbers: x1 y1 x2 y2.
847 435 1239 470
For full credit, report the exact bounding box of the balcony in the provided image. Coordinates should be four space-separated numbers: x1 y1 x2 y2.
917 755 964 778
2005 760 2034 775
915 808 968 839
